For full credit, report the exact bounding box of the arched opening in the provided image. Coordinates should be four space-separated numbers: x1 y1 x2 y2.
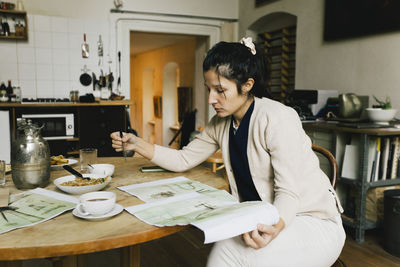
248 12 298 102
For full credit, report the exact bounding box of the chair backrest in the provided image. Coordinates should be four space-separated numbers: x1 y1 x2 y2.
312 144 338 189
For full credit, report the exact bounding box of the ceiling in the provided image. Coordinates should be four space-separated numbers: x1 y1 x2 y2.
130 32 196 55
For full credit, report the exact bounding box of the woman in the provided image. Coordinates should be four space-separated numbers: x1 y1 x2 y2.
111 37 345 266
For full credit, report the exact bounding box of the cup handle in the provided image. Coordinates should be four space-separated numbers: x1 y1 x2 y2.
76 203 90 216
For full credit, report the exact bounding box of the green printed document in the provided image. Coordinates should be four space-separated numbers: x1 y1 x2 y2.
0 188 78 234
122 177 279 244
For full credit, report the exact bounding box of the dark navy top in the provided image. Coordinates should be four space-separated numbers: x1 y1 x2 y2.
229 100 261 201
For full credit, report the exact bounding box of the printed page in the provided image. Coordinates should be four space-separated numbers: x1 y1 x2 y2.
0 188 78 234
125 192 237 226
125 191 279 243
118 176 236 202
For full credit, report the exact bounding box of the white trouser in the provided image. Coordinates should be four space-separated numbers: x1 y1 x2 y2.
207 215 345 267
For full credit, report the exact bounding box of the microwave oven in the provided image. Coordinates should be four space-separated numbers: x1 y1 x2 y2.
21 113 74 140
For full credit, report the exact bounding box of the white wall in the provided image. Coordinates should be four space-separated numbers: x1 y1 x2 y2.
22 0 238 20
239 0 400 111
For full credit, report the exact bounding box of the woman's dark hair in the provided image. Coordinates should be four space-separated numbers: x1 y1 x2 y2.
203 41 270 98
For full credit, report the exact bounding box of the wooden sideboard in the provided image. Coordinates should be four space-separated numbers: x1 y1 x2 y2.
0 100 133 157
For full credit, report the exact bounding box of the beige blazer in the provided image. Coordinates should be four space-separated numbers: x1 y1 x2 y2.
152 97 343 225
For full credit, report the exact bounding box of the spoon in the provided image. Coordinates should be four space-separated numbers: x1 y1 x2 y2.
63 165 90 180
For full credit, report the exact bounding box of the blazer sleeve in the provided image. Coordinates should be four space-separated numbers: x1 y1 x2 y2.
151 117 221 172
266 106 312 225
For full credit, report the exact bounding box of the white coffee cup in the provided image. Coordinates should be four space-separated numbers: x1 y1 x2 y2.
76 191 116 217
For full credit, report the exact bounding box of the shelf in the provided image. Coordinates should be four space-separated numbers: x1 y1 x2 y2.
0 10 28 40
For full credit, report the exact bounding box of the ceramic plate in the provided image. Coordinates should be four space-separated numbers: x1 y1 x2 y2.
72 203 124 221
51 159 78 170
54 174 112 195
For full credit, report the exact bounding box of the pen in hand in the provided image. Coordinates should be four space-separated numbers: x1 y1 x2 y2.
120 130 126 161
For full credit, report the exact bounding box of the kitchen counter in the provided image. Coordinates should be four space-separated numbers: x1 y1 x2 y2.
0 100 133 107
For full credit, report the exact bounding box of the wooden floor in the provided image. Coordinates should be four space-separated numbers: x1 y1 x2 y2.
140 227 400 267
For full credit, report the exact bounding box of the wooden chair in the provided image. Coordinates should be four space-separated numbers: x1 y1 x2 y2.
312 143 338 189
205 150 224 173
312 144 345 267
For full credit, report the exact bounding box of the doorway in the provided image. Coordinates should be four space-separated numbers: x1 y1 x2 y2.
130 32 207 146
116 16 221 145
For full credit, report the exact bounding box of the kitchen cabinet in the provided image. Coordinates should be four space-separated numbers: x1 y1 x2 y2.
0 100 132 157
303 121 400 243
0 9 28 40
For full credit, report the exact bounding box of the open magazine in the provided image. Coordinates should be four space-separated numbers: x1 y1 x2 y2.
119 176 279 243
0 188 78 235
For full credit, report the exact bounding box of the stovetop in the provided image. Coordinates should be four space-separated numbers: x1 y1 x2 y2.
22 98 71 104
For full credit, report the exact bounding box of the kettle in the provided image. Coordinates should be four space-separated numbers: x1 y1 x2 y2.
338 93 362 118
11 119 50 189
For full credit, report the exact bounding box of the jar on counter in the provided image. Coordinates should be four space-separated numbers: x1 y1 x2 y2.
70 90 79 102
0 90 8 102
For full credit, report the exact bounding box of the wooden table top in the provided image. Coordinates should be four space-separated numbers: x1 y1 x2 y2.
0 156 227 261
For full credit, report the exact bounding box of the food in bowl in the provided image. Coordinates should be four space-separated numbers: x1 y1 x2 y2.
54 174 112 194
60 177 107 186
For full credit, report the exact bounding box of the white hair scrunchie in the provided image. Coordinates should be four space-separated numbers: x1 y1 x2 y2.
240 37 256 55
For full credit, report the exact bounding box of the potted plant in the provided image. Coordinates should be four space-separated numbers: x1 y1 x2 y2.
366 96 397 123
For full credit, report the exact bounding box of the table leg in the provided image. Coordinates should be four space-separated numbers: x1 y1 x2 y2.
121 245 140 267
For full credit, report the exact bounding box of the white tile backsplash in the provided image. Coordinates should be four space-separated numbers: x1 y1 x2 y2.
33 15 51 32
19 80 36 98
68 18 85 33
17 47 35 64
36 80 54 97
52 49 69 65
53 81 70 98
18 64 36 80
0 44 17 64
0 14 113 98
52 32 69 49
35 48 53 64
69 33 83 52
51 17 68 33
0 63 18 82
36 64 53 80
53 64 69 81
34 32 52 48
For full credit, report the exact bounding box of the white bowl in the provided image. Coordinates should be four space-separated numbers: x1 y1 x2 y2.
54 174 112 195
366 108 397 123
89 164 115 176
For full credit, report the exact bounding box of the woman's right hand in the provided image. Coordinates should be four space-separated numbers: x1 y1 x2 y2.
110 131 155 160
110 131 137 152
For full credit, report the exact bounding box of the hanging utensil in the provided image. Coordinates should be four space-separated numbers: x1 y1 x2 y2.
79 65 92 86
117 51 121 95
97 35 103 66
82 33 89 58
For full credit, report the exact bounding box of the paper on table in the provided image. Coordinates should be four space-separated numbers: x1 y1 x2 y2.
0 188 78 235
118 176 236 203
125 191 279 244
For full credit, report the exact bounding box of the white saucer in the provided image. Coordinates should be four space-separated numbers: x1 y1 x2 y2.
72 203 124 221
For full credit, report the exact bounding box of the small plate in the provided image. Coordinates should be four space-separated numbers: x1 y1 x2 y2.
72 203 124 221
51 159 78 170
54 174 112 195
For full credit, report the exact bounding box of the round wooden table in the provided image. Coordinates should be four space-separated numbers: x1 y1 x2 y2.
0 156 227 267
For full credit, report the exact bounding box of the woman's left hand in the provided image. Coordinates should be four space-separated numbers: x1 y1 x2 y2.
242 217 285 249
